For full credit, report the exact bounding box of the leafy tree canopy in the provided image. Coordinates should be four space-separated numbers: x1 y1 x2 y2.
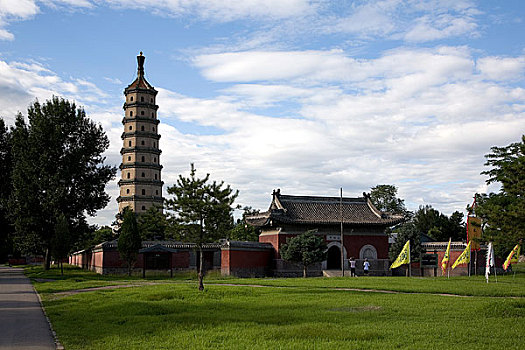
137 205 168 240
92 225 116 245
390 206 466 261
281 230 327 278
475 135 524 256
227 206 260 242
118 207 142 276
390 221 420 263
413 205 465 242
8 97 117 269
369 184 407 215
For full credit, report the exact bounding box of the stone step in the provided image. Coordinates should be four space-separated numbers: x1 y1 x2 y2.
322 270 353 277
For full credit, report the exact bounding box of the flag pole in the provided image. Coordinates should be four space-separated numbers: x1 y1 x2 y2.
340 187 344 277
408 240 411 277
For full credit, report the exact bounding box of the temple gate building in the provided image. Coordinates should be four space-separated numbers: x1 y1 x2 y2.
117 52 163 213
246 189 405 276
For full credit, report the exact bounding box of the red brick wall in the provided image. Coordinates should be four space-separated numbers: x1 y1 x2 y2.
259 234 289 258
343 235 389 259
222 249 272 269
102 251 125 268
172 251 190 268
92 251 104 268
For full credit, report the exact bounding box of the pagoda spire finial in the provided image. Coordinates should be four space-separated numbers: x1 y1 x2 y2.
137 51 145 78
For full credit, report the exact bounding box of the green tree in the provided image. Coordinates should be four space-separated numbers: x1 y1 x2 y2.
137 206 167 240
165 164 238 290
413 205 465 242
8 98 117 269
227 206 260 242
281 230 327 278
92 225 116 245
475 135 524 256
369 184 407 215
118 208 142 276
390 221 420 263
0 118 14 263
51 213 70 275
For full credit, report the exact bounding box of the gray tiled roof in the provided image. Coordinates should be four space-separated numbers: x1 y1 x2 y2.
246 191 404 227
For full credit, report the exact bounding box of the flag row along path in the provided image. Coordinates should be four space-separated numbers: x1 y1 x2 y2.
0 266 58 350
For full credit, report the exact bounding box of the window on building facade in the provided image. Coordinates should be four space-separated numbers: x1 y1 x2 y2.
141 172 145 177
128 141 131 147
151 112 154 117
154 174 157 180
142 189 145 195
141 125 144 131
128 156 131 161
359 245 377 260
130 96 133 101
141 156 145 162
129 125 132 130
142 206 146 210
141 140 145 145
127 173 130 179
126 189 130 194
156 190 158 195
153 157 156 162
130 111 133 116
141 96 144 102
141 110 144 115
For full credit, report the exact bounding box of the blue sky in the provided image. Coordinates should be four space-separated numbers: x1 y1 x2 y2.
0 0 524 227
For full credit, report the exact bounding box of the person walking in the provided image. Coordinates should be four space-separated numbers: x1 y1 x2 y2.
363 258 370 276
349 257 356 277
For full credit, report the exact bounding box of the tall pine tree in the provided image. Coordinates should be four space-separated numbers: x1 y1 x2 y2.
166 164 238 291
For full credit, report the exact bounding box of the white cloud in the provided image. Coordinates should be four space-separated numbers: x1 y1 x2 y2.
0 0 39 40
0 0 93 40
318 0 480 43
175 47 524 218
0 0 483 44
193 47 474 87
0 58 109 122
477 56 525 81
104 0 314 21
404 13 478 42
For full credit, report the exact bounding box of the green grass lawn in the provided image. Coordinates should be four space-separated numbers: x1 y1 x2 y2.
28 264 525 349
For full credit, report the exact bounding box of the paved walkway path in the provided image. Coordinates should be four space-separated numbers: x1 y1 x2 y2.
0 266 56 350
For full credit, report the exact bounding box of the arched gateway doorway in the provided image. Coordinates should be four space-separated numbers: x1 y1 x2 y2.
326 245 341 269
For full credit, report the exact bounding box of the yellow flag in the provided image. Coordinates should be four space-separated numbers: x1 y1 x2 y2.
510 244 520 263
390 240 410 269
441 238 451 275
451 241 471 269
503 244 520 271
